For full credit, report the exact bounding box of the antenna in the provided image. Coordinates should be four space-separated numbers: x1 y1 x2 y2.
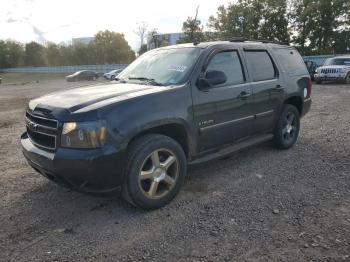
191 5 200 45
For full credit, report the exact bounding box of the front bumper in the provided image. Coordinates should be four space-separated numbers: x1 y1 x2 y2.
314 73 346 82
21 132 126 194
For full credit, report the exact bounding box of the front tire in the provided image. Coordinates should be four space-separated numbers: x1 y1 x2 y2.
122 134 187 210
273 104 300 149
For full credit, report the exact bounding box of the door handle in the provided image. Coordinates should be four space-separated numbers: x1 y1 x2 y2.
238 91 251 100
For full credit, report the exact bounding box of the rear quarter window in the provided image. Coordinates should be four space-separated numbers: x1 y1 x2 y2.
274 48 308 76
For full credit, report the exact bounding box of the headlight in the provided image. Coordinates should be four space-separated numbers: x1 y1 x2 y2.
339 68 346 73
61 121 106 148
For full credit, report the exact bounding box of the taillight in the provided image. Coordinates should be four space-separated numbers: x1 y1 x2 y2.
307 77 312 97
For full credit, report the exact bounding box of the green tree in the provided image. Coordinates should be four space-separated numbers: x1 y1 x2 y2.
290 0 350 54
259 0 290 43
208 0 289 42
45 42 62 66
90 30 135 64
178 16 205 43
0 41 7 68
24 42 46 66
71 43 91 65
0 40 24 68
334 30 350 54
208 1 263 40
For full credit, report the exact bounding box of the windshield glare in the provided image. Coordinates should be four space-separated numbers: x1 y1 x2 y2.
324 58 350 66
117 48 201 85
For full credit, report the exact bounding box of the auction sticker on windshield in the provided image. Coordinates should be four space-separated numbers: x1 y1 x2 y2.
168 65 187 72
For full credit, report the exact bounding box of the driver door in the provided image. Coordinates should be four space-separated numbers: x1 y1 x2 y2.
191 49 254 151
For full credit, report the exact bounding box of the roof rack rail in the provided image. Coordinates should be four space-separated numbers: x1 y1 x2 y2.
229 37 289 46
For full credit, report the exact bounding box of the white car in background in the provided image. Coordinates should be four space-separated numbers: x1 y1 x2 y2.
103 69 123 80
315 56 350 84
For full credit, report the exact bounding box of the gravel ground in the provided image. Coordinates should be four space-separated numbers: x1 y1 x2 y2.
0 77 349 261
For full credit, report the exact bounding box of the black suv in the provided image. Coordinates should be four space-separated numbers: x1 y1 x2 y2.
21 41 312 209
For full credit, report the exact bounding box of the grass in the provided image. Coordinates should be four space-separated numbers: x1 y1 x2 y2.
0 73 67 85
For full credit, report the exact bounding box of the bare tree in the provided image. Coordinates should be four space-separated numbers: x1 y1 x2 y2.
134 22 148 48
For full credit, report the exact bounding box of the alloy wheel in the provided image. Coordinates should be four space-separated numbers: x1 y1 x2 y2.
282 112 297 142
138 149 179 199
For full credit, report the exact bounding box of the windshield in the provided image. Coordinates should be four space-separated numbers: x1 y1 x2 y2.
117 47 201 85
324 58 350 66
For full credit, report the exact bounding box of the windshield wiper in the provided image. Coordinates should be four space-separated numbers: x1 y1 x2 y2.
128 77 165 86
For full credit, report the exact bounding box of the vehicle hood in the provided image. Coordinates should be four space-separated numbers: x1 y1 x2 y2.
29 82 169 114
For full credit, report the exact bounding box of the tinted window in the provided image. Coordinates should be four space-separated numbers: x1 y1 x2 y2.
244 51 276 81
206 51 244 86
274 48 308 76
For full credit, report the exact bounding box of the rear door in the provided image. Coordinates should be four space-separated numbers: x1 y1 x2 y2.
243 48 284 133
191 48 255 151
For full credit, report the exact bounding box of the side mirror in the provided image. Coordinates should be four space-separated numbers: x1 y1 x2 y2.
197 70 227 90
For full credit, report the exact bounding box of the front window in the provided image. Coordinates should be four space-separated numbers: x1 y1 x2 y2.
117 47 201 85
324 58 350 66
206 51 245 87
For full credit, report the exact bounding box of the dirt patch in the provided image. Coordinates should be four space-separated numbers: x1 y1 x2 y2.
0 120 14 129
0 79 349 261
0 97 31 112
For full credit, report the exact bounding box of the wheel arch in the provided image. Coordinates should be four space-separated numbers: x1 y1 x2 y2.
126 121 193 159
283 96 303 115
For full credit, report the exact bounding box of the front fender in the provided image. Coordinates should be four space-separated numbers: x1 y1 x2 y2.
103 85 197 156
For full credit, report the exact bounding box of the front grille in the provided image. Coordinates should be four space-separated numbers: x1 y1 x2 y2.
321 68 339 74
26 112 59 151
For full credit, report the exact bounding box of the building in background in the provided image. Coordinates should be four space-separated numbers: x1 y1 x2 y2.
72 37 94 45
147 33 185 50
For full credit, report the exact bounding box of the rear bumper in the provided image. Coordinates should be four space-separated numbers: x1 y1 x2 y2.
21 132 126 194
301 97 311 117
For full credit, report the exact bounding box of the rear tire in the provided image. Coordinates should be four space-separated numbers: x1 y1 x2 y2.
273 104 300 149
122 134 187 210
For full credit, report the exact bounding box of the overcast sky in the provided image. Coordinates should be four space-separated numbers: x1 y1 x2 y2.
0 0 232 50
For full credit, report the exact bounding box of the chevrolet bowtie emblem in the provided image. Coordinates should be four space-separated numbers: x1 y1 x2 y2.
28 121 38 131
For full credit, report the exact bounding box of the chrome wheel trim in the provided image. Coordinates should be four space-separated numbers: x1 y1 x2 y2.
138 148 179 199
282 112 297 142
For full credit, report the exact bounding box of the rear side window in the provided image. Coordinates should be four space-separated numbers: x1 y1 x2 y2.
206 51 245 86
244 51 276 82
274 48 308 76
